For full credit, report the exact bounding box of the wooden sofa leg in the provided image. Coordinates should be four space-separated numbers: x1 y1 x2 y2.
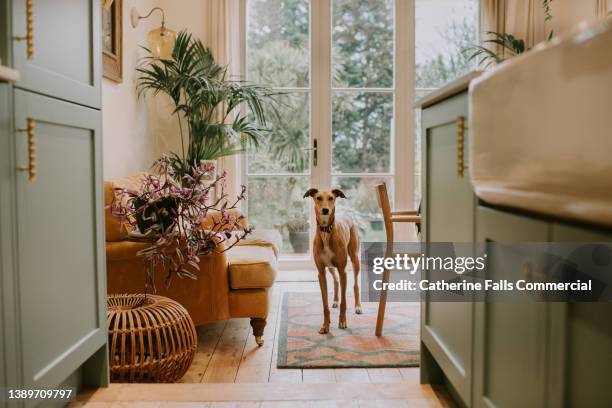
250 317 266 347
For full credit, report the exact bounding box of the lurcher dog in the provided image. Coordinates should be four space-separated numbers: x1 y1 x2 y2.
303 188 361 334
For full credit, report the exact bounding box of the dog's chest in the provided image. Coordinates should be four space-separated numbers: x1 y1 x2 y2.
320 236 335 266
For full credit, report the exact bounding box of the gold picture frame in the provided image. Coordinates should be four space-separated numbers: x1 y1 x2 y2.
102 0 122 83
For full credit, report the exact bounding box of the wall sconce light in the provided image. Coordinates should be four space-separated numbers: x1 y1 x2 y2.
130 7 176 59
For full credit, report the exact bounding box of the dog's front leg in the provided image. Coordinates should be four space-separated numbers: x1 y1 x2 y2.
338 268 348 329
330 267 339 308
317 266 331 334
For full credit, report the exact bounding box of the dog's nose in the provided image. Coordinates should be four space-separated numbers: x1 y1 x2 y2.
322 208 330 215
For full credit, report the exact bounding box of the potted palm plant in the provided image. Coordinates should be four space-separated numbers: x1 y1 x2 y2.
137 30 276 180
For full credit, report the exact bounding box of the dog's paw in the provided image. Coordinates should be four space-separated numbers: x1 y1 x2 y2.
355 306 362 314
332 302 338 308
319 326 330 334
338 319 348 329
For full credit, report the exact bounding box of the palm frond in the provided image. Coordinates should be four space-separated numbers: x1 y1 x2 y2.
137 29 277 177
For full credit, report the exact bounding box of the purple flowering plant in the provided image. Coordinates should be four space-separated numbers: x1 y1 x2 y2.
112 155 251 293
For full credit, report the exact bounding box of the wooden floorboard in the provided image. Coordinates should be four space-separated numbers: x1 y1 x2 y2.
73 382 445 406
181 277 415 385
74 273 455 407
201 318 251 383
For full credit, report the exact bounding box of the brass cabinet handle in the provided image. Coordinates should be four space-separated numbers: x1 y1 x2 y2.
457 116 468 178
17 118 36 181
14 0 34 59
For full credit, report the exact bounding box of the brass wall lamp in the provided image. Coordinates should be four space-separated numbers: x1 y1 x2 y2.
130 7 176 59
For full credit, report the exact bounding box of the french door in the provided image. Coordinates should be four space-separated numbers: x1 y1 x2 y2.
245 0 415 258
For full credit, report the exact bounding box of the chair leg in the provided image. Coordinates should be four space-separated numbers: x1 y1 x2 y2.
375 267 391 336
250 317 267 347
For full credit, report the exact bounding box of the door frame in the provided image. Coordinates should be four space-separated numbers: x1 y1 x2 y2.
243 0 416 268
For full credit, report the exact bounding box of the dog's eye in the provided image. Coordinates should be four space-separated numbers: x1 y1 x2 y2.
328 197 333 201
316 197 322 201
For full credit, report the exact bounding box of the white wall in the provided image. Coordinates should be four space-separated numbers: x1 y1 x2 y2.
102 0 205 180
102 0 162 180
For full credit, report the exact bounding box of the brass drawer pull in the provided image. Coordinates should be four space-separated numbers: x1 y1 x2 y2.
457 116 468 178
13 0 34 59
17 118 36 181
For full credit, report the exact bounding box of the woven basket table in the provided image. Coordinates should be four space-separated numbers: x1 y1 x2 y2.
107 294 197 383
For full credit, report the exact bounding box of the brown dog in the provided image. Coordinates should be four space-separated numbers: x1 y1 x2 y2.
303 188 361 334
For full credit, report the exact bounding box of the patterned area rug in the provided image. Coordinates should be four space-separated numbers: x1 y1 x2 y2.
277 292 420 368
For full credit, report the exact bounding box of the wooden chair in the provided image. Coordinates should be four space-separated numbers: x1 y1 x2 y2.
374 182 421 336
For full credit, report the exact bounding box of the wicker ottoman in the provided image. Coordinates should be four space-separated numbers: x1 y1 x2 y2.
107 294 197 383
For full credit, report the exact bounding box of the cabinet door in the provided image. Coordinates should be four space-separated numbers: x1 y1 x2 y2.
549 224 612 408
11 0 101 108
473 206 549 408
0 83 11 391
420 92 474 405
13 89 106 388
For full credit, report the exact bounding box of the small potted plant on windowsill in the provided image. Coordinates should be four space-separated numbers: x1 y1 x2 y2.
285 212 310 254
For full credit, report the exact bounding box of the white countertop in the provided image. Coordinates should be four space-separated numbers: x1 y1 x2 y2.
414 71 482 109
0 65 19 82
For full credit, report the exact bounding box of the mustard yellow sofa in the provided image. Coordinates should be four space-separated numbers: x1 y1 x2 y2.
103 174 278 346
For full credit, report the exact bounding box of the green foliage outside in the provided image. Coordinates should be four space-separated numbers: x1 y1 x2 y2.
245 0 478 251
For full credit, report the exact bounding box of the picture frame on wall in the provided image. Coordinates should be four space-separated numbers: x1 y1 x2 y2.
102 0 122 83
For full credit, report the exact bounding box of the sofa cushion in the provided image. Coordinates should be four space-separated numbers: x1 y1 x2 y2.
104 181 129 242
104 173 149 242
228 244 277 289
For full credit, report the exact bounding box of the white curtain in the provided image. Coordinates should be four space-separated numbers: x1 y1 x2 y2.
597 0 612 17
481 0 611 55
202 0 244 202
480 0 551 54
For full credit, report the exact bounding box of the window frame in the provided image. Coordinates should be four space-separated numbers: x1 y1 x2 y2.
242 0 417 261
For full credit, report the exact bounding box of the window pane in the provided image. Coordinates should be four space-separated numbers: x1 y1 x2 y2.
247 176 310 254
332 92 392 174
332 176 393 242
415 0 479 88
248 92 310 174
333 0 394 88
247 0 309 87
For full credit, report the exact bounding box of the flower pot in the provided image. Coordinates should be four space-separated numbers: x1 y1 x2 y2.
289 231 310 253
134 197 177 235
370 220 383 231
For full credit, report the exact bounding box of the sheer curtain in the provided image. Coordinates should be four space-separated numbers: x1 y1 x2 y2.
480 0 551 55
481 0 611 55
597 0 612 17
202 0 244 201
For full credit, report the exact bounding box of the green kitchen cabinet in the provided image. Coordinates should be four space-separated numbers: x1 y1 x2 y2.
0 81 14 393
420 90 475 406
473 206 550 408
548 224 612 408
1 0 108 402
473 209 612 408
419 77 612 408
11 0 101 108
12 89 108 391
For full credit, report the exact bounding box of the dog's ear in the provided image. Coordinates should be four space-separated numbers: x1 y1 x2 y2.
332 189 347 199
303 188 319 199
